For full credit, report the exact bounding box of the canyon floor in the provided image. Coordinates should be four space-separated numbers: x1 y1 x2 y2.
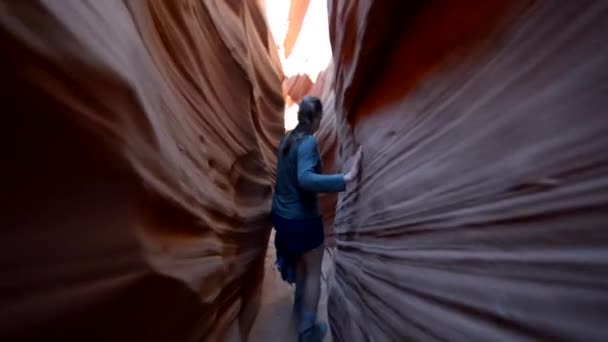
249 231 332 341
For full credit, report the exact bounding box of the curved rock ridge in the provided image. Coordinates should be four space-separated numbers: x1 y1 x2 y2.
308 63 340 245
325 1 608 341
283 73 313 107
0 0 283 340
3 0 608 340
284 0 312 59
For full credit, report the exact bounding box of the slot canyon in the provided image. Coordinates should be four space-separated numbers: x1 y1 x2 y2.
1 0 607 341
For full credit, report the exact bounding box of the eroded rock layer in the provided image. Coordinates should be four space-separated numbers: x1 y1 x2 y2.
309 63 340 245
326 1 608 341
283 73 313 106
0 0 283 341
284 0 312 58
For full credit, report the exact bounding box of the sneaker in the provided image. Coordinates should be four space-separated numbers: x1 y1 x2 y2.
298 321 327 342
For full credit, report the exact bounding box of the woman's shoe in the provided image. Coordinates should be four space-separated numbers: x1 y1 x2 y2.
298 321 327 342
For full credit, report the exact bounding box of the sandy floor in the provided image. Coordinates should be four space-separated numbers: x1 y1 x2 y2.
249 231 332 342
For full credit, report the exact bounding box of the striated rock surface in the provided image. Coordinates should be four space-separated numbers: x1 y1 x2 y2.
283 0 312 59
309 63 340 245
283 73 313 107
0 0 283 341
3 0 608 341
326 1 608 341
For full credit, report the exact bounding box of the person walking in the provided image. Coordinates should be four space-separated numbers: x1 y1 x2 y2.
270 96 362 342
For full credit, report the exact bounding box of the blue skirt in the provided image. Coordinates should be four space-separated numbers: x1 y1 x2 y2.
270 211 324 255
270 211 324 284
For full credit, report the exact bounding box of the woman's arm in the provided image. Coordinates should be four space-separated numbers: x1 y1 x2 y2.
296 136 346 193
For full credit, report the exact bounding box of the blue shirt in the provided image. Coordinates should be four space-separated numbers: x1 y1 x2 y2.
271 134 346 220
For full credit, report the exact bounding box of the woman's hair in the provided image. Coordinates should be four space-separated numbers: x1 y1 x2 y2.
282 96 323 156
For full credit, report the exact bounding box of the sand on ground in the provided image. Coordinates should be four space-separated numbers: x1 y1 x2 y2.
249 231 332 341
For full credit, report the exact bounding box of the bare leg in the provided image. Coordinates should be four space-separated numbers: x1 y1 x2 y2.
294 256 306 319
298 245 324 334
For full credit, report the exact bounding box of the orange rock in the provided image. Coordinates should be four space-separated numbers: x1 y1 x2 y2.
0 0 283 340
284 0 312 59
2 0 608 341
282 73 313 106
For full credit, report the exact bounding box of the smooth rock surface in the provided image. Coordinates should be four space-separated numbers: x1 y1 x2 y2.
283 0 311 59
2 0 608 341
283 73 313 106
0 0 283 340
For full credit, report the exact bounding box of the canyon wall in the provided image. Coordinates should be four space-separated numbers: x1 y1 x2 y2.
2 0 607 340
324 1 608 341
284 0 311 58
0 0 283 341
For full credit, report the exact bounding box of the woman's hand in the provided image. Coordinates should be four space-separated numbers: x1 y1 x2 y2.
344 146 363 183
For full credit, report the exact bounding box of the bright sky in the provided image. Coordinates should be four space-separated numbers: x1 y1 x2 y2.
264 0 291 52
265 0 332 130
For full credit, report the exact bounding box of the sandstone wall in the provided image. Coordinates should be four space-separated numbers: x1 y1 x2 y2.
283 74 313 107
0 0 283 340
284 0 312 58
2 0 608 340
325 1 608 341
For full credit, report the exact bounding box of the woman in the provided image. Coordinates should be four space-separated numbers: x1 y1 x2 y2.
271 96 362 342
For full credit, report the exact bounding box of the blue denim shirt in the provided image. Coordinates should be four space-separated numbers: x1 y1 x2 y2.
271 134 346 220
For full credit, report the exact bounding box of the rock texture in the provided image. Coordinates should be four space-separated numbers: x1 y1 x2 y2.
325 1 608 341
0 0 283 341
283 0 311 58
3 0 608 341
283 73 313 107
310 63 340 246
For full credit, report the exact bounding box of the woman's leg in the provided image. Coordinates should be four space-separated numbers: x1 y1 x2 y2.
294 256 306 319
298 245 324 333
